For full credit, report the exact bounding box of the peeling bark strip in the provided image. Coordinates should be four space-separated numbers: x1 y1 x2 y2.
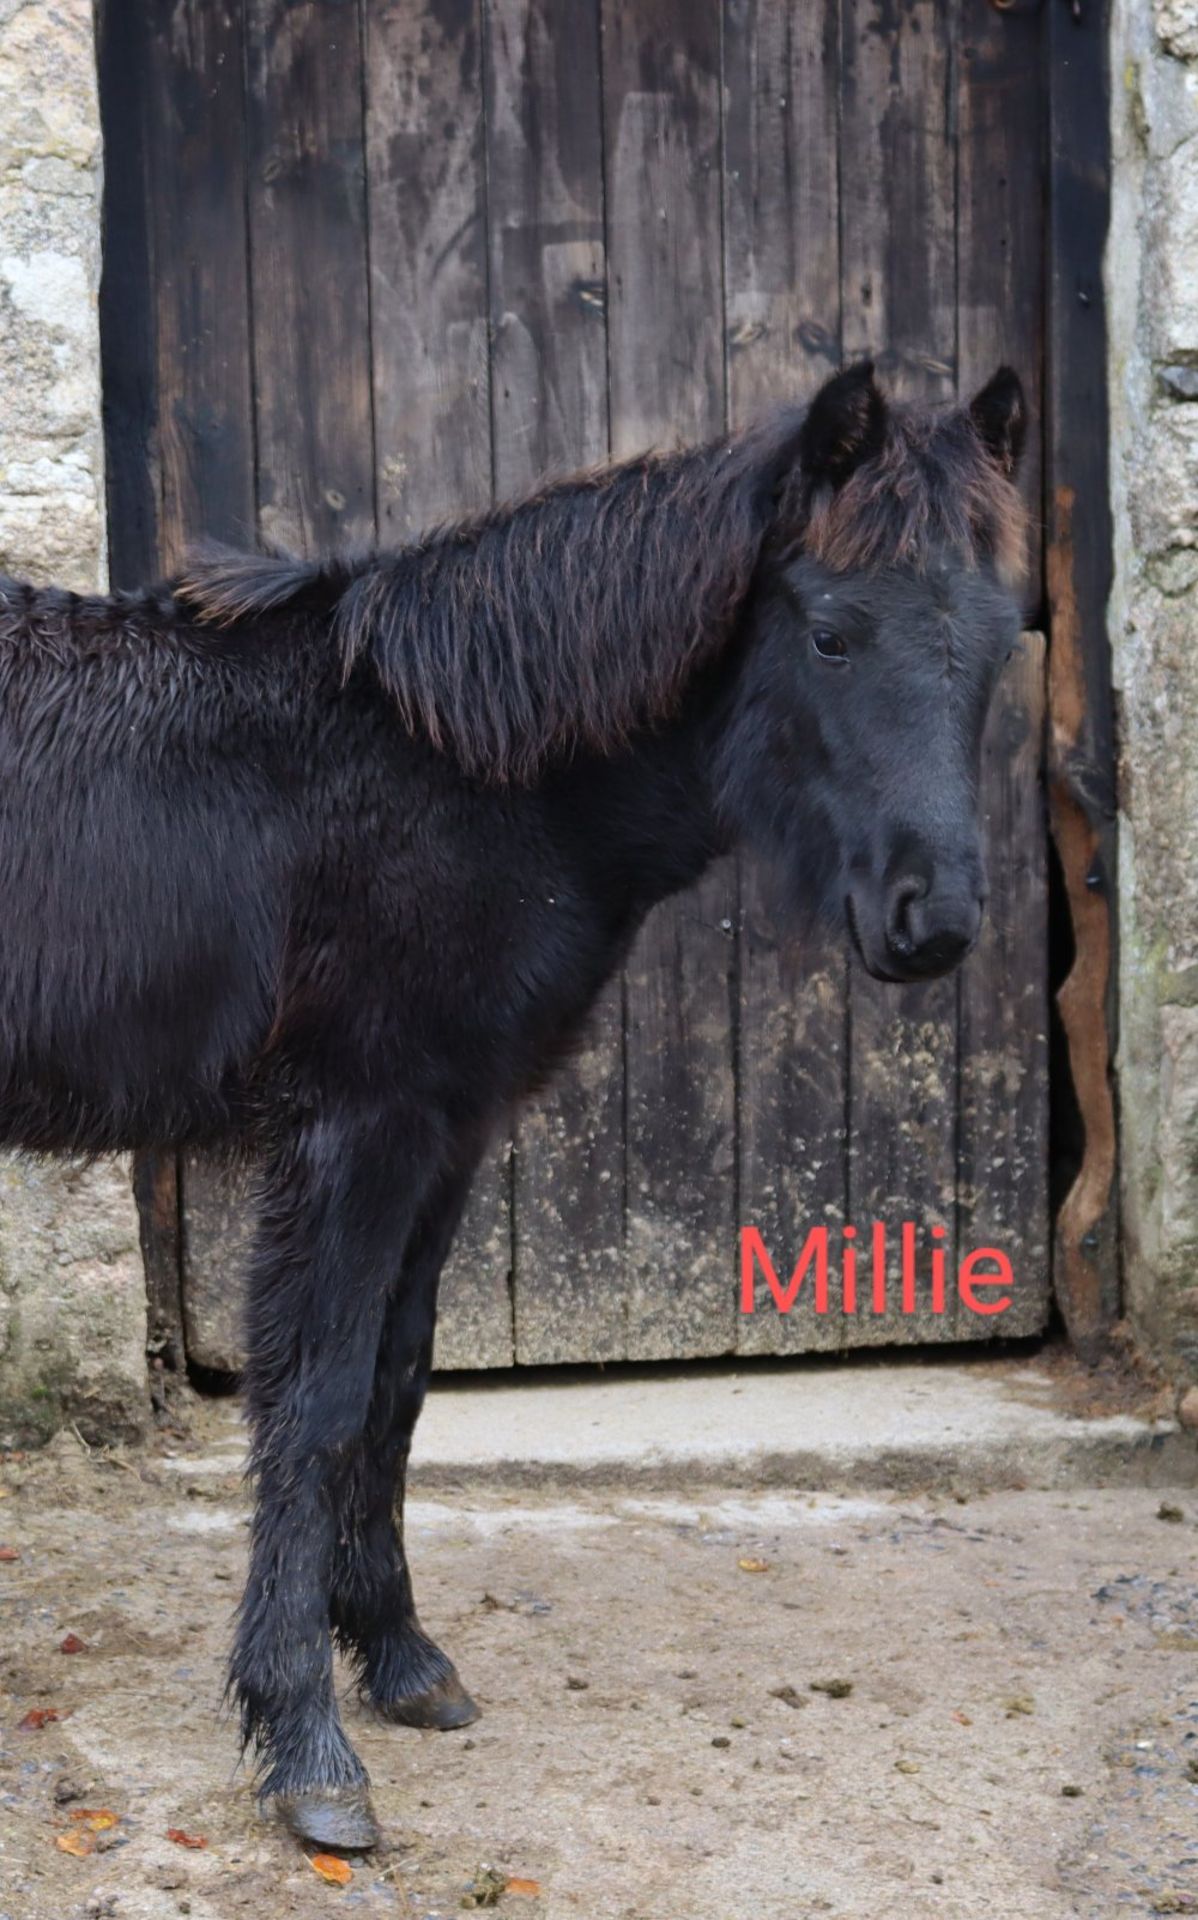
1045 481 1117 1357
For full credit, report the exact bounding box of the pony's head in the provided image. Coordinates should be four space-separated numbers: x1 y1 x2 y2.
718 361 1028 983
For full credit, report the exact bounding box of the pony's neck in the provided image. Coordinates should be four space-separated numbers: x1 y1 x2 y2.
540 645 742 925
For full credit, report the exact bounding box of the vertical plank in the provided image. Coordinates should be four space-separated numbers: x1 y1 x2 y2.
96 0 159 590
722 0 840 420
244 0 374 554
839 0 958 1344
178 0 376 1367
97 2 181 1383
152 0 257 569
839 0 956 404
957 635 1049 1340
955 4 1049 1339
180 0 377 1371
482 0 623 1363
956 0 1045 600
1045 0 1119 1359
485 0 607 493
723 0 848 1356
364 0 512 1368
365 0 491 541
151 0 258 1378
604 0 734 1359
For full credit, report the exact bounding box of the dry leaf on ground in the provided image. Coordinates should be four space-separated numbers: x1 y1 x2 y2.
310 1853 353 1887
55 1830 94 1858
18 1708 64 1731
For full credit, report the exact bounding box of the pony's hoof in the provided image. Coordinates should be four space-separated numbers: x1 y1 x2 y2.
272 1783 381 1851
377 1667 480 1730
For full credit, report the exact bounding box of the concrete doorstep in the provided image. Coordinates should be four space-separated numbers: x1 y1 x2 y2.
403 1349 1196 1495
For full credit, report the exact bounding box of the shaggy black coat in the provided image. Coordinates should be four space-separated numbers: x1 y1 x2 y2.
0 362 1027 1844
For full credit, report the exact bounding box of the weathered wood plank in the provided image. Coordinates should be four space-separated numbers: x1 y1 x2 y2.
604 0 735 1358
96 0 160 589
482 0 623 1364
955 6 1050 1341
364 0 512 1368
957 0 1045 601
839 0 956 403
364 0 491 540
118 2 260 1381
98 1 178 1383
154 0 258 1369
1045 0 1119 1360
723 0 848 1355
179 0 377 1373
244 0 374 553
840 0 958 1345
957 635 1049 1341
723 0 841 419
485 0 607 493
151 0 257 568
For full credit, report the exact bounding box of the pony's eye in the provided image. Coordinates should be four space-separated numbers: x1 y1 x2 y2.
810 628 848 663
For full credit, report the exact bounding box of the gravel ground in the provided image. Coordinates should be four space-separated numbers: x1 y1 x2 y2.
1 1403 1196 1920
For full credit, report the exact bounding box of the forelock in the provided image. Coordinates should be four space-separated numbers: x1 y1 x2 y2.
798 405 1027 587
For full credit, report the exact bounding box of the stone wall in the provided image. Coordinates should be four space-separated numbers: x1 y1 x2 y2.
1109 1 1198 1381
0 0 147 1441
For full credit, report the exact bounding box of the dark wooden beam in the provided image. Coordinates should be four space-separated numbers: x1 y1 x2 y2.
1045 0 1119 1359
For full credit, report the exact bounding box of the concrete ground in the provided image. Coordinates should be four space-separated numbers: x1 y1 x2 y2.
1 1350 1196 1919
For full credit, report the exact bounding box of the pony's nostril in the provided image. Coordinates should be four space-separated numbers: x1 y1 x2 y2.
886 876 927 955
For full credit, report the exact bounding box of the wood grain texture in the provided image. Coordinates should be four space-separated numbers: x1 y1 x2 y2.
151 0 256 568
364 0 512 1368
954 4 1049 1341
127 2 259 1382
839 0 958 1346
482 0 624 1363
244 0 374 554
957 634 1049 1340
956 0 1045 604
604 0 736 1359
724 0 847 1355
364 0 491 540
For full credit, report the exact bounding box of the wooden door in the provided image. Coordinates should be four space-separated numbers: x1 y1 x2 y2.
100 0 1055 1372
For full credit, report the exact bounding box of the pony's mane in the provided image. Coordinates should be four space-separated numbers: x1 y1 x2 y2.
797 404 1027 586
177 390 1026 786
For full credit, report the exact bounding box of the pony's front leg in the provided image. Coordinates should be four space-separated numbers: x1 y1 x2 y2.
331 1162 480 1730
229 1106 438 1850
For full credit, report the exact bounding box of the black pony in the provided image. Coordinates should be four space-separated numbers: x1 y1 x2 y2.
0 362 1026 1846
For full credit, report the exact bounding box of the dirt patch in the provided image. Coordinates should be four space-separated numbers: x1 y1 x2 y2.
1 1405 1196 1918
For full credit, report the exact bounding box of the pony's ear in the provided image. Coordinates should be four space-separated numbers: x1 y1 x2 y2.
798 361 888 489
968 366 1027 477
